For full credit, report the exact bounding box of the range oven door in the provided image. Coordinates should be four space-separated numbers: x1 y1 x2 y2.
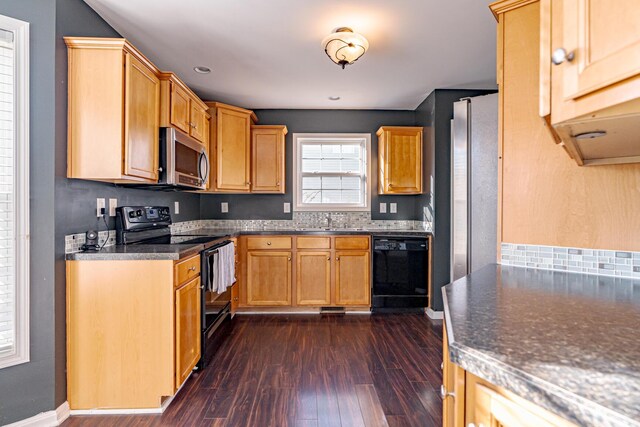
160 127 209 190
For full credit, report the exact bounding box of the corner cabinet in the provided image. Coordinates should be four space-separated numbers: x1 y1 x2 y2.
205 102 256 192
65 37 160 183
538 0 640 165
251 125 287 193
377 126 423 194
66 254 202 410
159 73 210 146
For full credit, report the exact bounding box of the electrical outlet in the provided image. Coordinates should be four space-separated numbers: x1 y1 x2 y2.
379 203 387 213
108 198 117 217
284 202 291 213
174 201 180 215
96 198 106 217
390 203 397 214
221 202 229 213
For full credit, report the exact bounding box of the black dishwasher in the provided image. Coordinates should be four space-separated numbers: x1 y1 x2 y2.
372 237 429 311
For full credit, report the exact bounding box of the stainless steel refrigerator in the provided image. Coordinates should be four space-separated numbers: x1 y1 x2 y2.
451 93 499 282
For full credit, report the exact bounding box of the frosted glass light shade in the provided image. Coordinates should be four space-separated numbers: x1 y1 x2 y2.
321 27 369 69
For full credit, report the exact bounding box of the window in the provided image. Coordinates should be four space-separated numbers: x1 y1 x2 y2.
293 133 370 211
0 14 29 369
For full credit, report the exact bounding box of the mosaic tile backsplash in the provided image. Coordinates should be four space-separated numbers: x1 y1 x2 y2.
500 243 640 279
65 212 432 253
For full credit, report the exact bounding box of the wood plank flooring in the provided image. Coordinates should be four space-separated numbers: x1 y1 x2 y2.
63 314 443 427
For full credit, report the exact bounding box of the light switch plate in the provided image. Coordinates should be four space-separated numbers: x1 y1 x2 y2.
221 202 229 213
284 202 291 213
390 203 397 214
174 201 180 215
379 203 387 213
96 198 106 217
108 198 117 217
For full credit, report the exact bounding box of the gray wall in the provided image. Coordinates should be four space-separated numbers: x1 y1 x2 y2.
0 1 56 424
200 109 425 220
415 89 495 311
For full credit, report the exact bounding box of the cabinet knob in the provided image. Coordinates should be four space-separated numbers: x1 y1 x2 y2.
189 266 197 271
288 257 291 261
267 241 272 246
336 256 340 261
233 297 238 302
440 362 444 370
551 48 574 65
440 384 455 400
327 256 331 261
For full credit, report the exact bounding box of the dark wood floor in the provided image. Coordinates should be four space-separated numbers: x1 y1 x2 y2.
63 314 444 427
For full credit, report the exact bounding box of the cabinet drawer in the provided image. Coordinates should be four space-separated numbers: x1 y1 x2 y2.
296 236 331 249
246 236 292 250
175 254 200 286
335 236 369 250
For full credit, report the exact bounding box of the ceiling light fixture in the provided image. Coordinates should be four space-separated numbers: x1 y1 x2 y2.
193 66 211 74
321 27 369 69
329 96 341 101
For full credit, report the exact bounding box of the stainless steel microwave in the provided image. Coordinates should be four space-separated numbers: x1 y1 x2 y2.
159 127 209 190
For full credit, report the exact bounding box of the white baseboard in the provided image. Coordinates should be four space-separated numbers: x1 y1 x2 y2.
426 307 444 320
5 401 70 427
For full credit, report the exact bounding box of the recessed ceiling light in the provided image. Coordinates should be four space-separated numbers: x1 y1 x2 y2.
329 96 341 101
193 66 211 74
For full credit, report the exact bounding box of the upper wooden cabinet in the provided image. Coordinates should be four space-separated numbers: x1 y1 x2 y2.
159 73 210 145
251 125 287 194
538 0 640 165
377 126 423 194
65 38 160 183
205 102 257 192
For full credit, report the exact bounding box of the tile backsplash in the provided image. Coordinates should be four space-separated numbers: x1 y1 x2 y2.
500 243 640 279
66 212 432 254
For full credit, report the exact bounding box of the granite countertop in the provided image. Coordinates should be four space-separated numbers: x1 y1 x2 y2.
443 264 640 427
66 227 431 260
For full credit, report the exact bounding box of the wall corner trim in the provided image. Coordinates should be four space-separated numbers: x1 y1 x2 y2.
426 307 444 320
4 401 69 427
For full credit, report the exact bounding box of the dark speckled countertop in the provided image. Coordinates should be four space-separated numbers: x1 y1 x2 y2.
443 264 640 427
66 227 431 260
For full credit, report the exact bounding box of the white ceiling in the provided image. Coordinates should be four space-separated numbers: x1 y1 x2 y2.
83 0 497 110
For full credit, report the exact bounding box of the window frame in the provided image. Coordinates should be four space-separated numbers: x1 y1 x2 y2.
0 14 30 370
292 133 371 212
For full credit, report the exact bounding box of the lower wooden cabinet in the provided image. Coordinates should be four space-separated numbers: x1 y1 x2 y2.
66 253 203 410
175 276 201 389
246 250 292 305
335 251 370 306
296 251 332 306
239 235 371 309
443 321 576 427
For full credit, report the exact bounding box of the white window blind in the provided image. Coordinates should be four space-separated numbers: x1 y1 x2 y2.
0 28 15 356
0 15 29 369
294 134 370 211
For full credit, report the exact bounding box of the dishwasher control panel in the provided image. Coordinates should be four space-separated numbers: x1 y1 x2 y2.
373 238 427 251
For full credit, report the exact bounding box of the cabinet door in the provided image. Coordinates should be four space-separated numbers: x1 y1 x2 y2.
296 251 331 306
175 277 201 388
231 282 239 315
215 108 251 192
190 103 208 144
335 251 370 306
170 83 191 133
560 0 640 100
443 321 465 427
246 251 291 305
251 128 285 193
380 128 422 194
123 52 159 182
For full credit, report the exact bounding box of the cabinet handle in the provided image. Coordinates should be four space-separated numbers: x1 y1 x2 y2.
233 297 238 302
440 362 444 370
327 256 331 261
440 385 455 400
551 48 574 65
267 242 272 246
189 266 197 271
288 257 291 261
336 256 340 261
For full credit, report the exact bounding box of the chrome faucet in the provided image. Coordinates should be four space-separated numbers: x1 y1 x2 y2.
326 213 333 229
